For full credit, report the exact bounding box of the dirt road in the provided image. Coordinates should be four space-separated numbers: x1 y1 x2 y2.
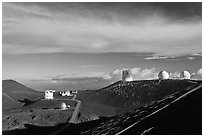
69 99 81 123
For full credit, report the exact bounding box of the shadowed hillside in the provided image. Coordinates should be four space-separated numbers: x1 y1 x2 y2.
2 109 74 131
2 80 44 111
19 99 77 111
80 83 202 135
2 80 43 101
77 79 196 115
2 93 22 111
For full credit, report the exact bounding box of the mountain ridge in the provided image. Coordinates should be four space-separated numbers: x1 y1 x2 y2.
77 79 196 115
2 79 44 111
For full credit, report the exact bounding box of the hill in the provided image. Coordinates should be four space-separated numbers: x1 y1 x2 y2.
81 83 202 135
2 93 22 111
77 79 196 115
3 82 201 135
2 80 44 111
2 80 43 101
2 109 74 131
19 99 77 111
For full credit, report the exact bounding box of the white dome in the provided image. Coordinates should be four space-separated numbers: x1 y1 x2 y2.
158 71 169 79
61 103 67 110
180 70 191 79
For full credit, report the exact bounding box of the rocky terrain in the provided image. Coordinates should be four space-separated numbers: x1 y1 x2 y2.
2 97 78 131
2 80 78 131
81 83 202 135
77 79 196 115
2 80 201 135
2 109 74 131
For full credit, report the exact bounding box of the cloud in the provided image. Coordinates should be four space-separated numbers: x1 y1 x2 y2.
29 67 202 91
112 69 121 75
132 68 158 80
31 74 111 85
51 77 104 84
169 72 180 78
80 65 100 68
144 56 171 60
191 68 202 80
187 57 195 60
2 3 202 57
110 67 158 80
192 53 202 56
168 69 202 80
197 69 202 75
31 67 159 85
36 67 202 84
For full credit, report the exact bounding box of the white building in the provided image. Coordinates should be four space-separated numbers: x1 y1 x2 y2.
71 91 78 94
122 69 133 82
60 91 72 96
61 103 67 110
158 71 169 79
45 90 55 99
61 103 70 110
180 70 191 79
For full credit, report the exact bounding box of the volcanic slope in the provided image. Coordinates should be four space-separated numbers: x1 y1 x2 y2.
2 80 43 111
3 81 201 135
77 79 196 115
3 80 43 101
2 93 22 111
81 82 202 135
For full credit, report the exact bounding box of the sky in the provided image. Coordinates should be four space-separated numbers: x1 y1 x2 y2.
2 2 202 91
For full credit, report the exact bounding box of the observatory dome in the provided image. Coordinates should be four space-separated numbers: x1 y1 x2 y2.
180 70 191 79
61 102 67 110
158 71 169 79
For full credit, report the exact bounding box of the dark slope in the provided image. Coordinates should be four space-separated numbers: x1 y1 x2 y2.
2 109 74 132
77 79 195 110
2 122 73 135
2 80 43 101
79 102 116 117
120 85 202 135
80 83 202 135
19 99 77 110
2 93 22 111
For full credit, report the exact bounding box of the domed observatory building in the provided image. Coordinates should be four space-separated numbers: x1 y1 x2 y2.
45 90 55 100
180 70 191 79
158 71 169 79
61 102 67 110
122 69 133 82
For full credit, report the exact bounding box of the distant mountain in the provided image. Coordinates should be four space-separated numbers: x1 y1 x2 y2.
77 79 196 112
2 80 43 101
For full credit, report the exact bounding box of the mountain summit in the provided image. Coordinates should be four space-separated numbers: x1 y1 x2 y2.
77 79 196 111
